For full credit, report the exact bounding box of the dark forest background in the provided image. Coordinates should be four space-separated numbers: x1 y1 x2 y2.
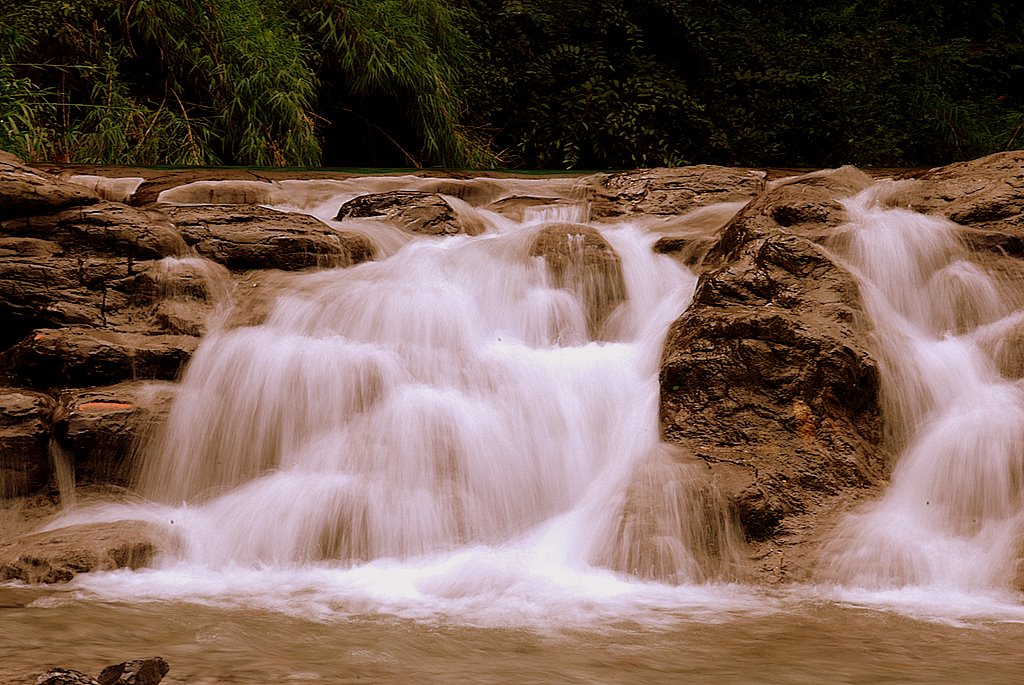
1 0 1021 169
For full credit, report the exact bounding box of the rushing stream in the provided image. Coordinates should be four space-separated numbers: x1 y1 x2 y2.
3 174 1024 682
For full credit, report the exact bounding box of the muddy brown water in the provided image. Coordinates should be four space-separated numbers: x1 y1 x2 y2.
2 585 1023 684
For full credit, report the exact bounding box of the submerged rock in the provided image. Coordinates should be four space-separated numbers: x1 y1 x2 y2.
97 657 170 685
34 657 170 685
484 195 568 221
35 668 100 685
528 222 627 337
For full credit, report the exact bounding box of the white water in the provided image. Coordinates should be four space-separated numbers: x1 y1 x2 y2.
24 174 1024 628
42 180 752 625
824 181 1024 594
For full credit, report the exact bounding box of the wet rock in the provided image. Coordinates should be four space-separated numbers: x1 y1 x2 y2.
903 150 1024 228
3 327 197 388
0 519 171 583
660 168 889 568
97 657 170 685
0 201 185 259
35 668 100 685
528 223 627 337
164 205 375 271
0 157 100 220
891 152 1024 307
125 258 234 336
158 179 277 205
55 382 178 486
336 190 484 236
651 201 751 268
590 166 766 219
418 178 508 206
597 447 743 583
0 389 57 497
485 196 567 222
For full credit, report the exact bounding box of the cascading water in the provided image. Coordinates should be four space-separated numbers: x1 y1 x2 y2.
49 181 744 622
824 181 1024 593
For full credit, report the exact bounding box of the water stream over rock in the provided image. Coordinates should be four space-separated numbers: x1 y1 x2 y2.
824 181 1024 591
4 155 1024 681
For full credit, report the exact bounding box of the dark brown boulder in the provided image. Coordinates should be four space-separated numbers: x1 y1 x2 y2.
589 166 766 219
0 519 171 583
55 382 178 487
165 205 375 271
336 190 484 236
0 389 57 497
659 168 889 580
97 657 170 685
3 327 197 388
528 223 627 337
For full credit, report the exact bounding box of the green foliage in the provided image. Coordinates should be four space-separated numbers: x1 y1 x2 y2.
0 0 1021 168
0 0 487 166
293 0 495 167
459 0 706 169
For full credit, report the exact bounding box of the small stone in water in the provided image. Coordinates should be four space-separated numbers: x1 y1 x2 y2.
36 669 99 685
97 657 170 685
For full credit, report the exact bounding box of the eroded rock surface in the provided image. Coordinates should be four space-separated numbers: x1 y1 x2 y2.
659 167 889 580
336 190 484 236
590 165 766 219
165 205 375 271
0 389 57 497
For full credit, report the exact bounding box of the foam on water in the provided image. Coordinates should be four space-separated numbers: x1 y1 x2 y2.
30 175 1024 627
824 181 1024 593
41 179 756 625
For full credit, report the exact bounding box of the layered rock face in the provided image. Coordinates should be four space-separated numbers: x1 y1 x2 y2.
0 156 378 579
2 152 1023 585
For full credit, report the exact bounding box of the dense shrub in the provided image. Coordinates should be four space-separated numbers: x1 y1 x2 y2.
1 0 1021 168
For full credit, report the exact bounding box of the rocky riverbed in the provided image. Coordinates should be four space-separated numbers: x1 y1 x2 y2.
1 149 1023 590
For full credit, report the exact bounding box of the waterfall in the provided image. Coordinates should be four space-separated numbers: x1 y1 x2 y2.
94 183 743 604
824 181 1024 591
